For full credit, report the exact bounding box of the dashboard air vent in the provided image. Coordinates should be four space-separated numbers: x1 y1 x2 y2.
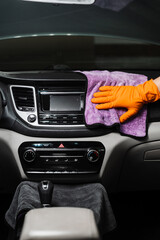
12 87 35 112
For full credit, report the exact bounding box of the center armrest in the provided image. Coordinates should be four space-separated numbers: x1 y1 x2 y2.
20 207 100 240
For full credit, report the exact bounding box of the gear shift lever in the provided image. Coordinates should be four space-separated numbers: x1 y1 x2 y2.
38 180 54 207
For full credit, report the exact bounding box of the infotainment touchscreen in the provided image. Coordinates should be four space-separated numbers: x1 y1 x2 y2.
50 95 81 112
40 91 84 113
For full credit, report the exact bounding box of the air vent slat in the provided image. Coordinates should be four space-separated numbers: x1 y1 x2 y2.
12 87 35 111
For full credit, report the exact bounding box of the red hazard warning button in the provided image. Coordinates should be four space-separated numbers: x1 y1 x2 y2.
58 143 64 148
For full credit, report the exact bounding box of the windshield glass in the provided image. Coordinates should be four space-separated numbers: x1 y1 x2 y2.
0 0 160 44
0 0 160 72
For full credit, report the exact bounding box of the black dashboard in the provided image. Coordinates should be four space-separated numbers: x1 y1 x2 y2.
0 71 113 138
1 70 160 194
0 70 110 192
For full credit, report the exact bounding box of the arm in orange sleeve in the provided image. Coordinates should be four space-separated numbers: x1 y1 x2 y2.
91 77 160 123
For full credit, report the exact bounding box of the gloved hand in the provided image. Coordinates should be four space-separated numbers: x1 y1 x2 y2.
91 79 160 123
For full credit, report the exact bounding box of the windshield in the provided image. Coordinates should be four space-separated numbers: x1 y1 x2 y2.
0 0 160 72
0 0 160 44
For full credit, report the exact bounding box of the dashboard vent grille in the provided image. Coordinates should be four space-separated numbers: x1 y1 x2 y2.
12 87 35 111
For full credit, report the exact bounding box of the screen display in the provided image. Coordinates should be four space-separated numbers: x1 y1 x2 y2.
50 94 81 111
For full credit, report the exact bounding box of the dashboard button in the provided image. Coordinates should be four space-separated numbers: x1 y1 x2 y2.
72 121 78 124
50 121 58 125
39 114 45 119
54 159 59 163
23 149 36 163
62 116 68 120
44 114 50 119
52 116 58 120
87 149 99 162
72 116 78 120
39 120 50 124
62 121 68 124
27 114 36 123
42 143 53 147
74 158 79 162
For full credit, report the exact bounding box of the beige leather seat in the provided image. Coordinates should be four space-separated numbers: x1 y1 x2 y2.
20 207 100 240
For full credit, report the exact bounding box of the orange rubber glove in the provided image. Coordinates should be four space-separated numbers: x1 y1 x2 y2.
91 79 160 123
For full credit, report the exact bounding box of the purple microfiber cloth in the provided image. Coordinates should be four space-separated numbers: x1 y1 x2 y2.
82 70 148 137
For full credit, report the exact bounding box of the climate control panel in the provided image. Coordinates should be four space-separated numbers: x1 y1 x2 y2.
18 141 105 176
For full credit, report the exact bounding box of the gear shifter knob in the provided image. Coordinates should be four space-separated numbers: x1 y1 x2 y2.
38 180 54 207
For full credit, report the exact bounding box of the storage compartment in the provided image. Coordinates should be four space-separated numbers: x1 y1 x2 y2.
118 141 160 191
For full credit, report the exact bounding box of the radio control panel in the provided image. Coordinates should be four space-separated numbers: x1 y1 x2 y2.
18 141 105 176
39 114 84 125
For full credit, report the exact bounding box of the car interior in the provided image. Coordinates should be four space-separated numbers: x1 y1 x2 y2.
0 1 160 240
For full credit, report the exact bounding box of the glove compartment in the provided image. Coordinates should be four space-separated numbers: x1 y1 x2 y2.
118 140 160 191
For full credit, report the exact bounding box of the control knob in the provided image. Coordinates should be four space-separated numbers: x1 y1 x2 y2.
27 114 36 123
23 148 36 163
87 149 99 162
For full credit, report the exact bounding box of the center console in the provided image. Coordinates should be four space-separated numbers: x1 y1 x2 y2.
18 141 105 176
2 71 107 179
